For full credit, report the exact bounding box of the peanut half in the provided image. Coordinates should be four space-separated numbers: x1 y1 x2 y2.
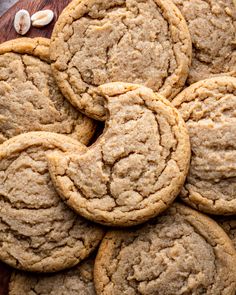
31 10 54 28
14 9 31 35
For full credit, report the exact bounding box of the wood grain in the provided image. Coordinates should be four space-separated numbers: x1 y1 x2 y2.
0 0 71 44
0 1 72 293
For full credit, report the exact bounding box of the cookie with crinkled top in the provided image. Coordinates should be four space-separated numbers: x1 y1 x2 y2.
0 132 104 272
0 37 96 145
94 203 236 295
9 257 96 295
173 0 236 84
172 76 236 215
216 217 236 249
47 82 190 227
50 0 192 120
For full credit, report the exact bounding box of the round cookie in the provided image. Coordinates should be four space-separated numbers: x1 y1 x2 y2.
94 203 236 295
173 0 236 84
50 0 192 120
172 76 236 215
217 217 236 249
9 257 96 295
0 37 96 145
47 82 190 226
0 132 104 272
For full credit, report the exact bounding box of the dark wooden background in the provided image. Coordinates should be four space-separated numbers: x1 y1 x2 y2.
0 0 71 44
0 0 71 294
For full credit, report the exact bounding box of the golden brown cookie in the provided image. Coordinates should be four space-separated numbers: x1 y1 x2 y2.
216 217 236 249
172 76 236 215
0 37 96 145
47 82 190 226
50 0 192 120
173 0 236 84
94 203 236 295
0 132 104 272
9 257 96 295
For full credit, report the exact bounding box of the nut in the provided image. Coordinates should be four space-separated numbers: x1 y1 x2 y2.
14 9 31 35
31 10 54 28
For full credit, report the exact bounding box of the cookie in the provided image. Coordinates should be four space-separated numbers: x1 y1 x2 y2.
217 217 236 249
50 0 192 120
9 257 96 295
0 37 95 145
173 0 236 84
172 76 236 215
94 203 236 295
47 82 190 226
0 132 104 272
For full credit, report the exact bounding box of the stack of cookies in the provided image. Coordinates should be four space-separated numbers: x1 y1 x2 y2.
0 0 236 294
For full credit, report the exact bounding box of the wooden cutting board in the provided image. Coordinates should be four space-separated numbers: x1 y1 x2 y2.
0 1 71 294
0 0 71 44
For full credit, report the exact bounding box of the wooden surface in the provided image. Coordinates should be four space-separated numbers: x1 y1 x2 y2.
0 1 72 293
0 0 71 44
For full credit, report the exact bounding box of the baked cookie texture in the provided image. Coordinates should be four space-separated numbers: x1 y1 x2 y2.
173 0 236 84
172 76 236 215
0 132 104 272
217 217 236 249
0 37 96 145
9 257 96 295
50 0 192 120
47 82 190 227
94 203 236 295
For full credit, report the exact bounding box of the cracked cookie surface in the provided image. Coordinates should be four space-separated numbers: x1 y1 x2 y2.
216 217 236 249
9 257 96 295
0 132 104 272
47 82 190 226
172 76 236 215
50 0 191 120
94 203 236 295
0 38 95 145
173 0 236 84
